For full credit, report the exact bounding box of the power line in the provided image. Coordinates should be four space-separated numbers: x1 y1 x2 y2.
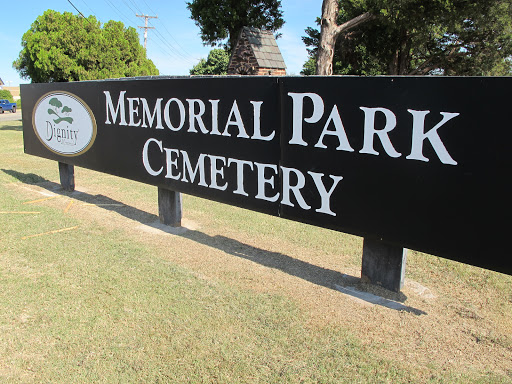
141 0 158 17
104 0 137 27
66 0 92 23
76 0 100 21
123 0 199 60
136 14 157 50
120 0 138 16
146 36 195 65
149 28 197 65
100 0 184 63
148 18 198 60
64 0 196 72
128 0 145 16
97 0 200 70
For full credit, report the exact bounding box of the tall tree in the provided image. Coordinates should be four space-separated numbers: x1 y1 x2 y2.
187 0 284 51
315 0 373 75
190 49 230 75
306 0 512 76
14 10 159 83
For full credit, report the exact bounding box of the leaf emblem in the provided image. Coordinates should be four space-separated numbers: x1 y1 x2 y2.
47 97 74 125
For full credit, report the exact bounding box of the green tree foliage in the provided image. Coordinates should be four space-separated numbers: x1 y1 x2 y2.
190 49 230 75
302 0 512 76
187 0 284 51
13 10 159 83
0 90 14 103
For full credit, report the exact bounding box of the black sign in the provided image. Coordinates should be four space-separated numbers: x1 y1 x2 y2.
21 77 512 275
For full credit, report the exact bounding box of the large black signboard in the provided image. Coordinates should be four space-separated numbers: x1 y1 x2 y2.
21 77 511 275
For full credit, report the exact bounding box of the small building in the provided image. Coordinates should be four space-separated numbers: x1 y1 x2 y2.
0 78 4 89
227 27 286 76
5 87 21 100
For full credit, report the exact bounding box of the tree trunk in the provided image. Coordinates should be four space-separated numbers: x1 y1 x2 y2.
316 0 375 75
316 0 339 75
398 33 411 75
389 48 399 75
388 29 411 75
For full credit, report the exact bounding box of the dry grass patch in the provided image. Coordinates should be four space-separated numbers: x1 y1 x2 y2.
1 120 511 383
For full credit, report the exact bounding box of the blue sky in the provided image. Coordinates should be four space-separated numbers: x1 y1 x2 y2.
1 0 320 86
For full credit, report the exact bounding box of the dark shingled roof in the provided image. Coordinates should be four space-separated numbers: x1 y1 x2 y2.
0 78 4 86
241 27 286 69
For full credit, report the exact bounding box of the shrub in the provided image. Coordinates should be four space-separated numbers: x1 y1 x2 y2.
0 90 14 103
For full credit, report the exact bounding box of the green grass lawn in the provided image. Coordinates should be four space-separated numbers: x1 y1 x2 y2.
1 120 511 383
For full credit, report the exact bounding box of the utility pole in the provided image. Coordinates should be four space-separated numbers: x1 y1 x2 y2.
136 14 157 50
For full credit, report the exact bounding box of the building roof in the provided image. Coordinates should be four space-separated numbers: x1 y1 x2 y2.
239 27 286 70
0 78 4 86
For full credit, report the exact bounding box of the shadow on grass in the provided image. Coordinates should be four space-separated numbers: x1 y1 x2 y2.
0 123 23 131
3 169 426 315
184 232 426 315
2 169 47 184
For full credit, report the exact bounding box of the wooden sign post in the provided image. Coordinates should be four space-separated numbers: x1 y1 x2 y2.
158 187 182 227
58 162 75 192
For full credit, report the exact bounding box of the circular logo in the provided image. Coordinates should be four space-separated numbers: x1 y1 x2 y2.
33 92 97 156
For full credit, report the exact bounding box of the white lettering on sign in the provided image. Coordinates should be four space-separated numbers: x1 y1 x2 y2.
315 105 354 152
287 92 459 165
103 89 462 219
164 98 186 131
406 110 460 165
142 98 164 129
103 91 275 142
288 92 324 146
141 138 343 217
104 90 127 126
105 91 460 166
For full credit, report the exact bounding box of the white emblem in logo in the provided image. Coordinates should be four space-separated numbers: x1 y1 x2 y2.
33 92 96 156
